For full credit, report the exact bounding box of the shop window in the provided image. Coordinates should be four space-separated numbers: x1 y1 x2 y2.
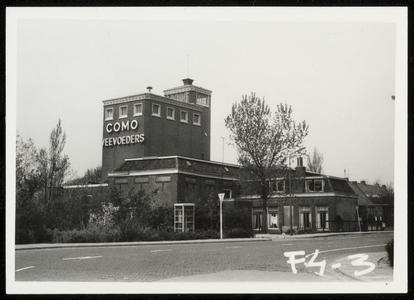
105 108 114 121
316 206 329 230
152 103 161 117
167 107 175 120
134 103 143 116
180 110 188 123
268 209 279 229
307 179 323 192
193 113 201 126
299 206 312 229
119 105 128 119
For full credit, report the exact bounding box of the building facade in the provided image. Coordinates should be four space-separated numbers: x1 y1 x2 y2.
102 78 211 182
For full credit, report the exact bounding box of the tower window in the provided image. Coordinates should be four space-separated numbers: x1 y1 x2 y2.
180 110 188 123
167 107 175 120
193 113 201 126
134 103 143 116
105 108 113 121
119 106 128 119
152 103 161 117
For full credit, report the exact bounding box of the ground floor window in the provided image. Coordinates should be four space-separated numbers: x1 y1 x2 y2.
316 206 329 230
252 209 263 230
299 206 311 229
268 208 279 229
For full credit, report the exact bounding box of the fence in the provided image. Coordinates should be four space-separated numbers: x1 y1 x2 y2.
322 220 385 232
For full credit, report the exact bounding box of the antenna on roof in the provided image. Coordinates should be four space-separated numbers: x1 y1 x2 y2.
187 54 189 78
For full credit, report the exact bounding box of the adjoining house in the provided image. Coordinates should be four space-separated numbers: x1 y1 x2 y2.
242 160 358 233
347 180 394 231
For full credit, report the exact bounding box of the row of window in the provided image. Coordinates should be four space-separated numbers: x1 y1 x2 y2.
253 206 329 230
269 179 324 193
105 103 201 126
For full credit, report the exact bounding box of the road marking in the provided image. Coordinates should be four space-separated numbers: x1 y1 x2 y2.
329 237 359 240
282 244 293 246
16 266 34 272
151 249 172 253
310 244 386 255
62 256 103 260
328 242 335 243
226 246 242 249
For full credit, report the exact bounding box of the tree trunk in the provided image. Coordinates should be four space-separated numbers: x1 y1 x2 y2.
262 195 268 233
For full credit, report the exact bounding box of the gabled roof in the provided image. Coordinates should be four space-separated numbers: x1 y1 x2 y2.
347 181 375 206
355 182 388 198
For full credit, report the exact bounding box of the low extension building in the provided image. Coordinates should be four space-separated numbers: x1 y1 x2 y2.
348 180 394 230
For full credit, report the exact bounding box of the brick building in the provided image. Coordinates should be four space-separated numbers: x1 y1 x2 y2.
102 78 211 182
99 78 360 233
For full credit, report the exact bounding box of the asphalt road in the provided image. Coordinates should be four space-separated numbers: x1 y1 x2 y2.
15 232 393 282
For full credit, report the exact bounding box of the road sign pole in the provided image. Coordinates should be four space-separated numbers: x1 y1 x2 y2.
218 193 225 240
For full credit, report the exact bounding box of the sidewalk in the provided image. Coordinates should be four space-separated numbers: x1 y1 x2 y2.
255 230 393 240
333 252 393 282
15 237 272 251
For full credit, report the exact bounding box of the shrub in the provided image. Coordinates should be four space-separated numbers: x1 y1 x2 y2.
296 228 313 235
285 228 296 235
223 206 251 230
118 219 155 242
225 228 255 238
15 228 36 244
385 239 394 267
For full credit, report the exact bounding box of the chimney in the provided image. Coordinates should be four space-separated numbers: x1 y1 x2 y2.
295 157 306 178
361 180 366 185
182 78 194 85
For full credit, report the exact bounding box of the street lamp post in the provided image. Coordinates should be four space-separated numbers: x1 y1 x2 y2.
288 147 306 236
218 193 225 239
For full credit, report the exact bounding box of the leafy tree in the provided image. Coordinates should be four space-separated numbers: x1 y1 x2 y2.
225 93 308 233
307 147 324 174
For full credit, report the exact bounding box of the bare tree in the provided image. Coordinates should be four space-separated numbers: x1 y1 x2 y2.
37 119 72 211
307 147 324 174
225 93 308 233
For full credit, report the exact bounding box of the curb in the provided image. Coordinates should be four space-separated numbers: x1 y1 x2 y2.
15 237 272 251
256 230 393 240
333 267 364 282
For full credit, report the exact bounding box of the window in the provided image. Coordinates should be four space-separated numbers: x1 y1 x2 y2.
180 110 188 123
105 108 113 121
222 189 232 199
167 107 175 120
152 103 161 117
316 206 329 230
299 206 312 229
119 106 128 119
134 103 143 116
268 209 279 229
193 113 201 126
252 209 263 230
307 179 323 192
270 180 285 193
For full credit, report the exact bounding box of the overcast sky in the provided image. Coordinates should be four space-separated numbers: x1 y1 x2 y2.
12 8 400 185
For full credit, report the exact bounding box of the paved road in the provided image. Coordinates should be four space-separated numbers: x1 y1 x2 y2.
15 232 393 282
